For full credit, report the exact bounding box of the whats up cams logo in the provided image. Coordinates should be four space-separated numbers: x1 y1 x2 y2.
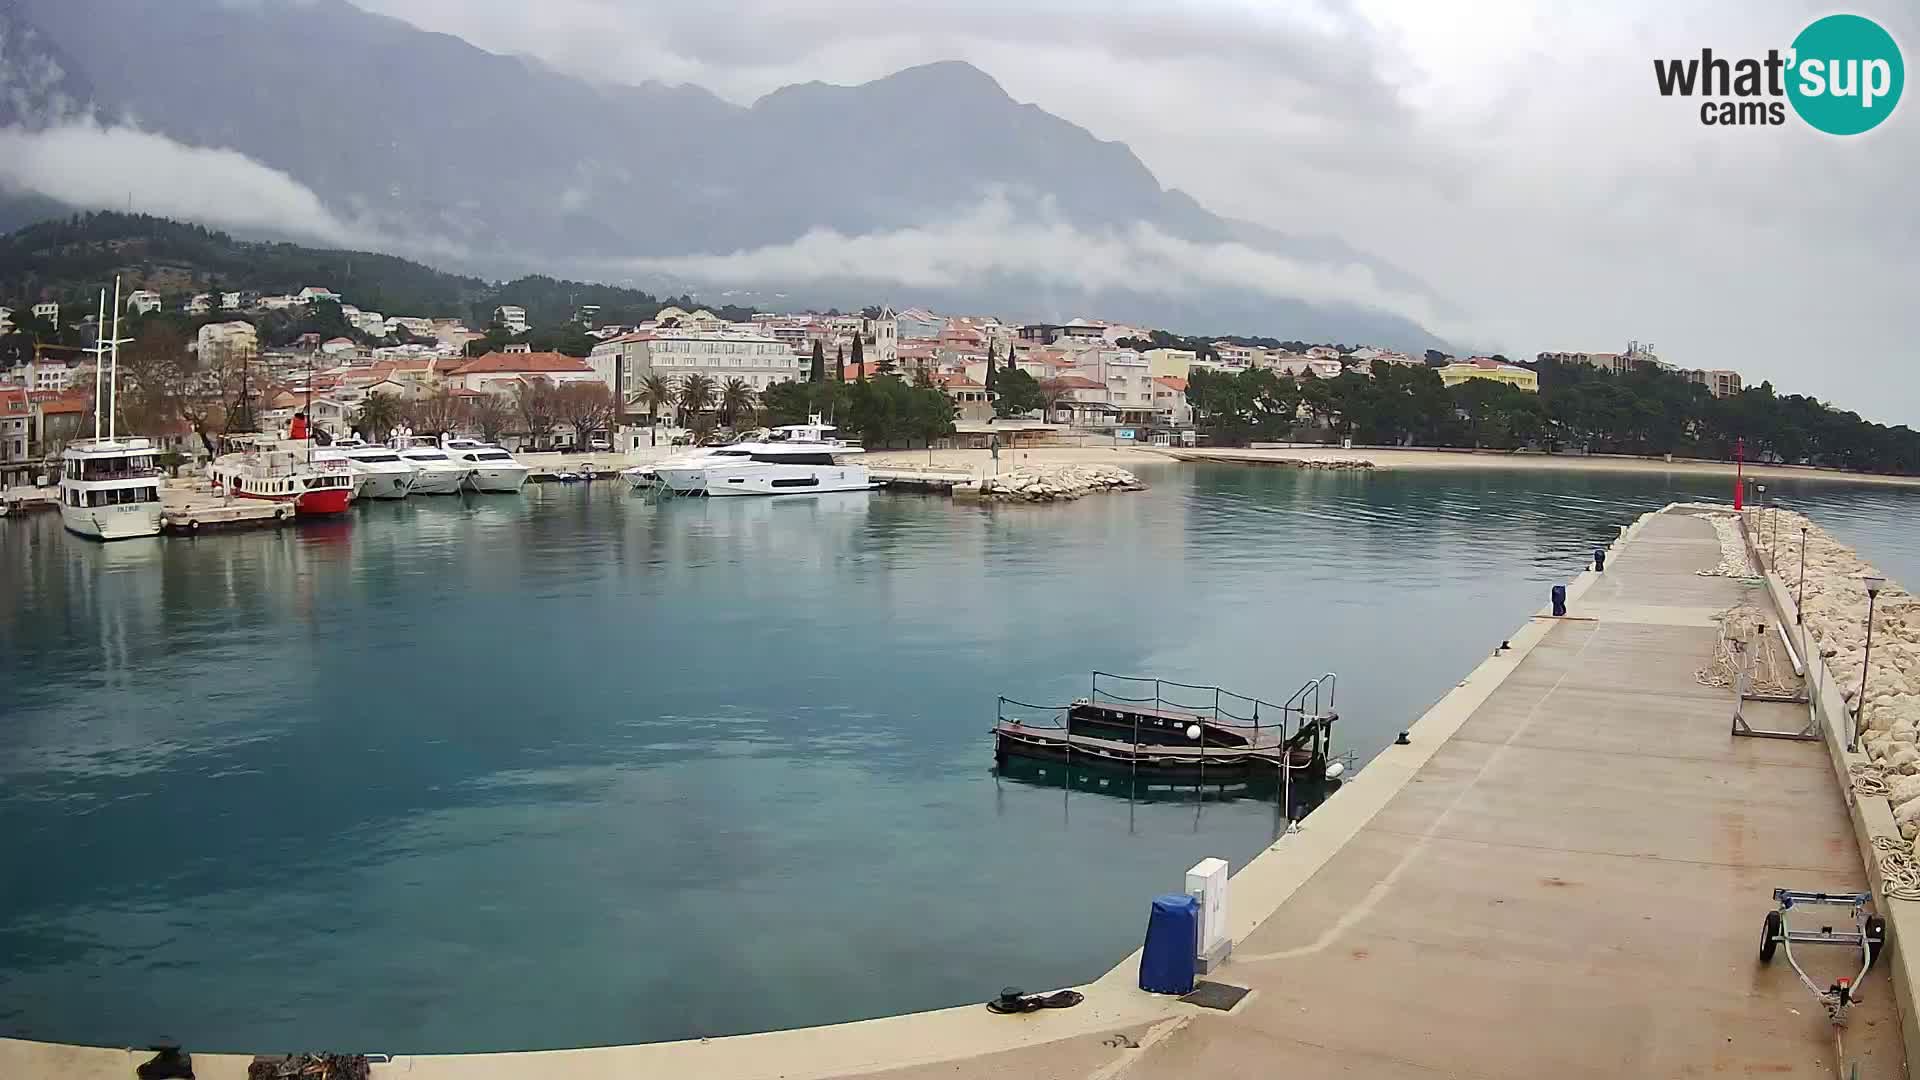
1654 13 1904 134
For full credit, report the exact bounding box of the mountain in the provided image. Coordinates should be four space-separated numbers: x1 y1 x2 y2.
0 0 1451 349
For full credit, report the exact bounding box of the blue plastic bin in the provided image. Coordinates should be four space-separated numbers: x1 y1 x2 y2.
1139 893 1198 994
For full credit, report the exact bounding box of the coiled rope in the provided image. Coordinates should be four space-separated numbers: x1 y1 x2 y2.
1870 835 1920 901
1851 761 1892 798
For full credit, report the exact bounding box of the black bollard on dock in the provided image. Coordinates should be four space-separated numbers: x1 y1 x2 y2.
1593 548 1606 573
1551 584 1567 617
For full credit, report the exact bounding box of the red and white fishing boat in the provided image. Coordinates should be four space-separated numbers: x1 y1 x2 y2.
206 415 355 516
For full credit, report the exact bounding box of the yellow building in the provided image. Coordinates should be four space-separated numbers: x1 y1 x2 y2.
1144 348 1196 379
1439 358 1539 393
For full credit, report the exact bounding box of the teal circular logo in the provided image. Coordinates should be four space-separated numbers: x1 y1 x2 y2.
1787 14 1904 135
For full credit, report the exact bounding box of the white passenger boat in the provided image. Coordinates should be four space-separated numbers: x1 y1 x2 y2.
441 438 529 493
388 437 471 495
657 418 872 497
58 282 163 540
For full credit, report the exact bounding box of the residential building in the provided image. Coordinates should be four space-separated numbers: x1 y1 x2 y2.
32 302 59 323
1150 376 1192 425
125 290 164 315
1213 342 1256 367
1305 346 1341 360
0 306 12 332
258 295 300 311
1263 355 1344 380
297 286 342 305
0 387 31 487
196 321 259 360
1683 368 1743 398
620 329 800 392
385 316 435 337
1057 321 1107 346
1145 348 1196 380
1537 349 1667 377
493 305 530 334
895 308 944 340
443 351 600 396
319 337 361 358
1017 323 1063 345
223 292 243 310
931 374 996 422
1439 358 1539 392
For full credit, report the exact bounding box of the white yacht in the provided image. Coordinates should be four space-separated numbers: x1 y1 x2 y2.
58 282 164 540
441 438 529 493
658 418 873 497
60 438 164 539
625 444 750 492
388 437 471 495
335 441 416 499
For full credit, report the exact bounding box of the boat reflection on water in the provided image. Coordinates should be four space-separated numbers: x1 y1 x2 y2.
991 752 1342 819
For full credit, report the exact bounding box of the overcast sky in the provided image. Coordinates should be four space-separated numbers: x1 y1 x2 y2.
348 2 1917 421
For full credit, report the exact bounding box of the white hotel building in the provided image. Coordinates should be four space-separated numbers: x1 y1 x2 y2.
591 329 802 402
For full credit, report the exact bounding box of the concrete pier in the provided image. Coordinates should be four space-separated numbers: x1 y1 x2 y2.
1 508 1901 1079
160 485 292 532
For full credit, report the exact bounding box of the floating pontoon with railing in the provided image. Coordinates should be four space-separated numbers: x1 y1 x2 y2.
993 671 1338 793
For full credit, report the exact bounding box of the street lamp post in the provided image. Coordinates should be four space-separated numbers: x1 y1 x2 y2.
1754 484 1768 570
1856 575 1886 751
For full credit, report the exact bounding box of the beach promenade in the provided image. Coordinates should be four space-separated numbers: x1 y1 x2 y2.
1 508 1901 1079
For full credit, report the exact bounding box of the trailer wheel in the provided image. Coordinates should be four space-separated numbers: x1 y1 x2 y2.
1760 910 1782 963
186 519 199 532
1866 915 1886 969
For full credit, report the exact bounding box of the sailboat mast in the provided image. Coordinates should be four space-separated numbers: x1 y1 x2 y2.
108 276 122 441
92 288 106 441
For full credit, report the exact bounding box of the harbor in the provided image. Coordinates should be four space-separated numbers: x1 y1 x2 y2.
2 465 1918 1075
3 501 1906 1077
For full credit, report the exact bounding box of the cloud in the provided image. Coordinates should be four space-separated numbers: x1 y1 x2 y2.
597 192 1477 343
0 118 367 245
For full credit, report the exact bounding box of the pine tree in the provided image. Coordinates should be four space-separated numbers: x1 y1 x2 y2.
985 341 998 391
810 339 826 383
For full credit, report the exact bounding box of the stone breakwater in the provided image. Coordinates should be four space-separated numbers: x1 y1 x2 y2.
1172 452 1374 470
1745 509 1920 835
967 465 1145 502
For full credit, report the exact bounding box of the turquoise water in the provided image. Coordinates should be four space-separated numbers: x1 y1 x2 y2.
0 464 1914 1053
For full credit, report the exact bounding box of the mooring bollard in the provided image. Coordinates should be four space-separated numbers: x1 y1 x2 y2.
1551 584 1567 617
1593 548 1605 573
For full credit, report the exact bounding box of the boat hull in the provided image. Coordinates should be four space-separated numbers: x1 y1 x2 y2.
295 488 353 515
465 466 528 493
355 470 415 499
704 465 874 497
60 502 163 540
407 467 469 495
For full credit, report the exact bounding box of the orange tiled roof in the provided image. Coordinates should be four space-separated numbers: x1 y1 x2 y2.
447 351 592 375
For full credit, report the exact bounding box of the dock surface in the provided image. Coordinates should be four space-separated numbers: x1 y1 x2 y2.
1 510 1899 1079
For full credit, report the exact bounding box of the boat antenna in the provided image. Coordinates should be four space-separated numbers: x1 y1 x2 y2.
90 288 107 441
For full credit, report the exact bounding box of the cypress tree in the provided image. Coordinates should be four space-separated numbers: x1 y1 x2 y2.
835 345 845 382
852 334 867 382
810 339 825 383
985 341 998 391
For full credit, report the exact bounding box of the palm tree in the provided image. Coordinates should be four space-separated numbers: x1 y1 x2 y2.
354 390 402 441
637 374 675 445
677 373 717 428
719 377 756 428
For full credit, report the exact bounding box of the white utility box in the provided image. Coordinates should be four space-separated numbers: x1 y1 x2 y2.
1186 857 1231 973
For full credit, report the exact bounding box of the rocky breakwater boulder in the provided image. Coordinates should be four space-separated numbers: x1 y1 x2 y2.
974 465 1145 503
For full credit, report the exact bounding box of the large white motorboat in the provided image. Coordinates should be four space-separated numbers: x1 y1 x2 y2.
657 418 873 497
336 443 416 499
441 438 529 493
388 437 471 495
624 444 753 491
60 437 164 540
58 282 164 540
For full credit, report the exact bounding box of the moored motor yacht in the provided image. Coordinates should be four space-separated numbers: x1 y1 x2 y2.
338 444 416 499
387 437 471 495
441 438 529 493
207 417 355 516
658 417 873 497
